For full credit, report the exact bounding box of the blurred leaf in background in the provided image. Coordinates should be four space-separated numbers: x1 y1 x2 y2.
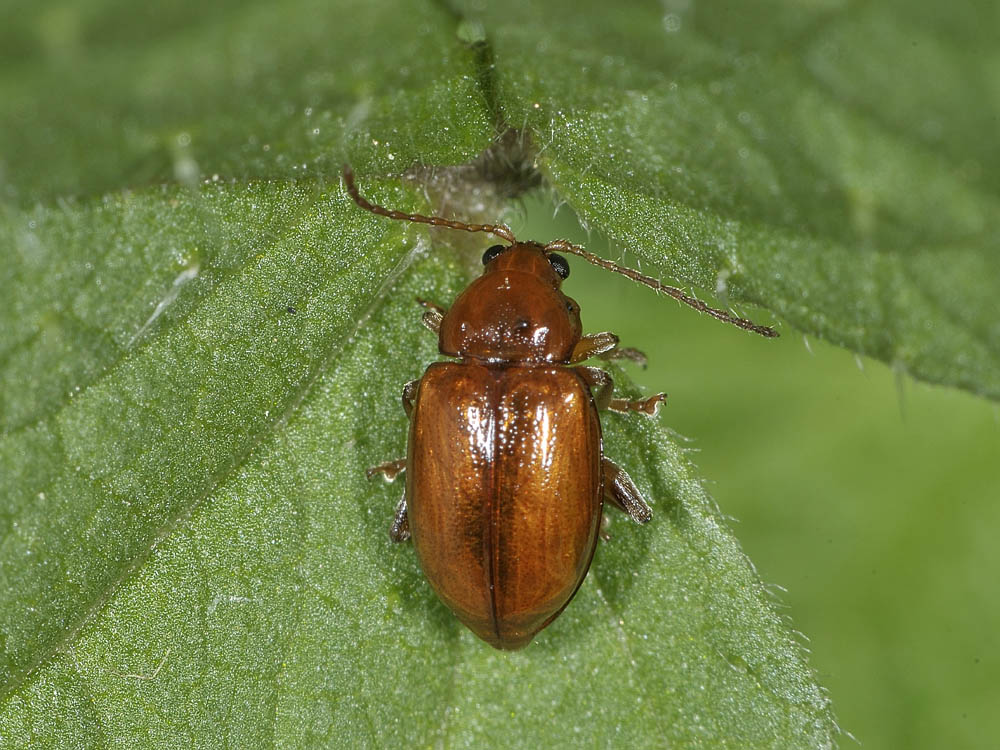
1 0 997 748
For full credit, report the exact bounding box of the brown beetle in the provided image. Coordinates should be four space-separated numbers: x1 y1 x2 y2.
346 167 776 649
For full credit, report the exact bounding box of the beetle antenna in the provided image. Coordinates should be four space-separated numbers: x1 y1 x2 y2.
342 166 517 244
544 239 779 338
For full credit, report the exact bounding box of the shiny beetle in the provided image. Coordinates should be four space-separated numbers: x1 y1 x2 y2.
345 167 777 649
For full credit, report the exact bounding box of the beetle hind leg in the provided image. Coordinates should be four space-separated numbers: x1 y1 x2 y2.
602 458 652 524
389 491 411 542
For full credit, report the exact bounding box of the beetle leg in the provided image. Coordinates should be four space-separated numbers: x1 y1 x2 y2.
570 332 648 367
602 458 652 524
421 308 443 334
389 491 411 542
578 367 665 416
608 393 667 417
366 457 406 481
416 298 445 335
569 332 619 363
402 379 419 418
577 366 615 410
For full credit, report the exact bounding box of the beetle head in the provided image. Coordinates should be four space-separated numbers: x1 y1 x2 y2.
439 242 582 363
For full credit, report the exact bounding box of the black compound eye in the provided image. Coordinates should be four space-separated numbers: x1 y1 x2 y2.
548 252 570 280
482 244 507 265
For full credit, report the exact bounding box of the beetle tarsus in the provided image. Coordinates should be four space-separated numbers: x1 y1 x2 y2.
418 300 445 334
421 309 443 334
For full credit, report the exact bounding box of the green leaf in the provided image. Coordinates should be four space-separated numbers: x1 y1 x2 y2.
0 0 494 203
4 0 995 746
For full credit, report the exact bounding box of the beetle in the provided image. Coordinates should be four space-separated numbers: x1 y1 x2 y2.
345 167 777 649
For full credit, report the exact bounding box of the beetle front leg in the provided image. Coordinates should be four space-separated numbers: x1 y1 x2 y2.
570 332 648 367
570 332 618 363
602 458 652 524
389 491 411 542
416 298 445 335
